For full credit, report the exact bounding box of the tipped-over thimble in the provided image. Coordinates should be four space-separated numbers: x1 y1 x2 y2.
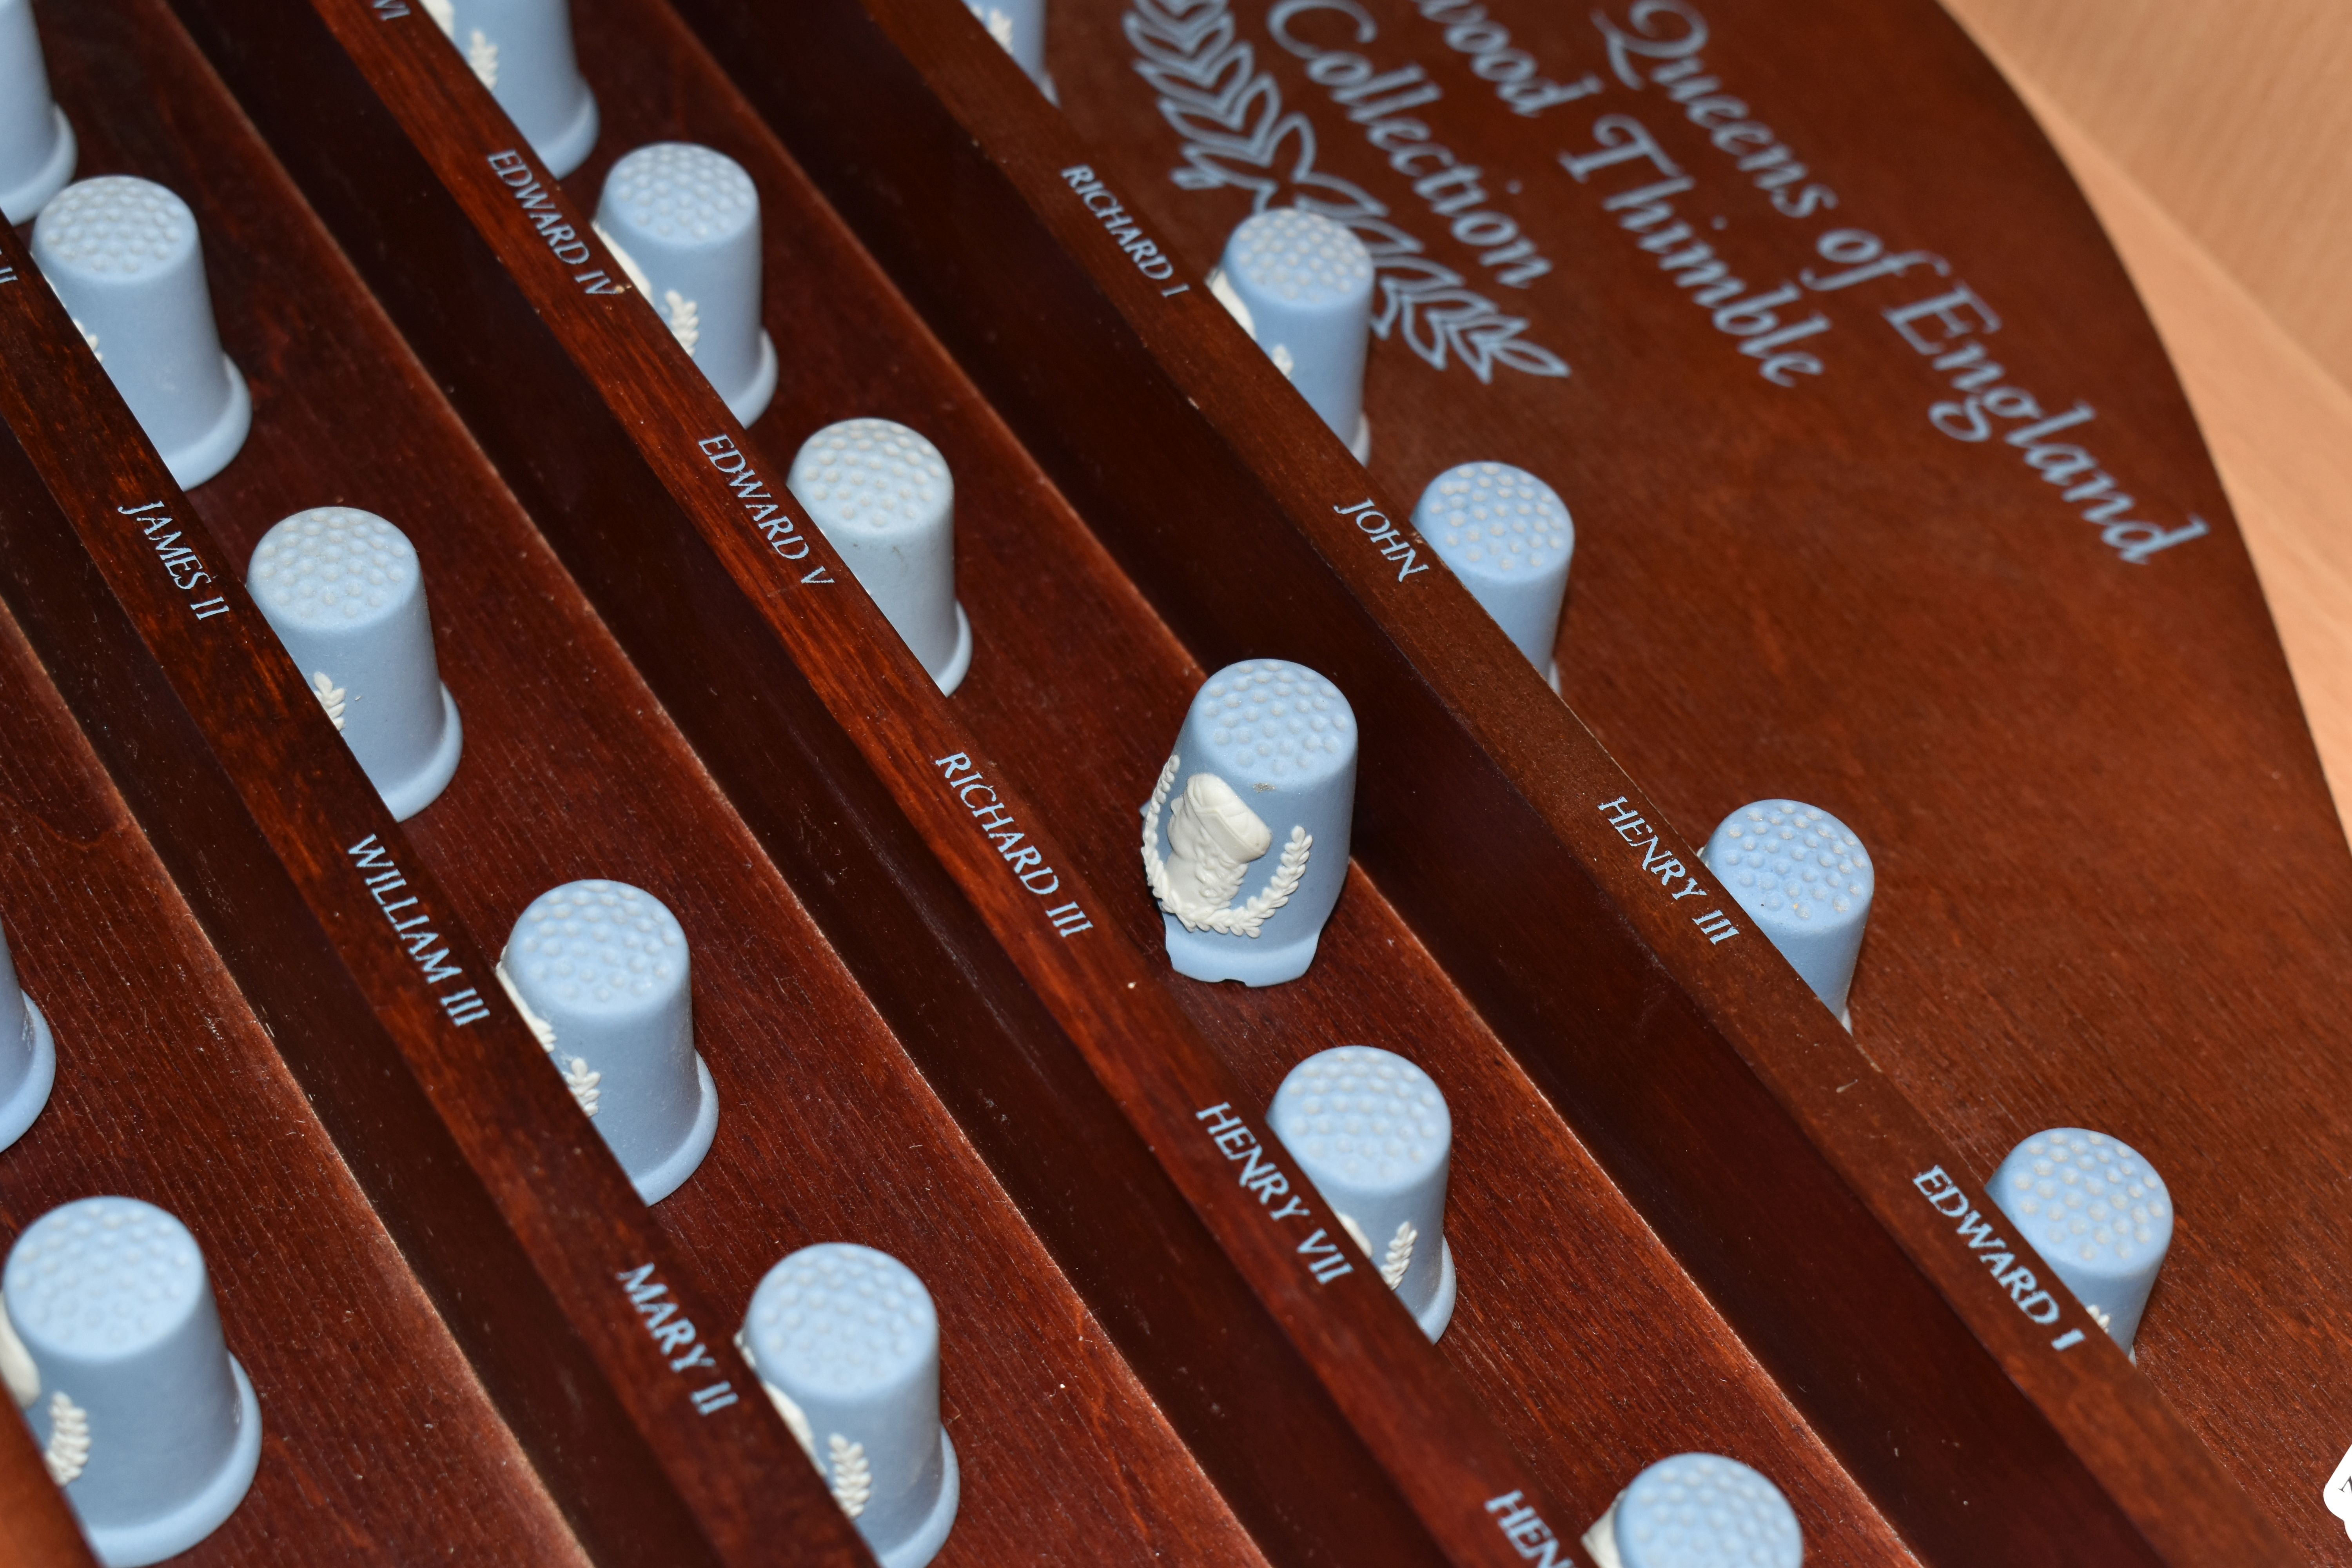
426 0 598 176
3 1198 261 1566
1270 1047 1455 1339
1583 1454 1803 1568
1992 1129 2172 1354
593 143 776 425
787 419 972 694
0 0 74 223
1209 208 1374 459
1143 659 1356 986
32 178 249 489
0 914 55 1153
1413 463 1574 688
499 880 717 1203
740 1245 959 1568
1701 801 1872 1026
964 0 1053 97
248 508 463 821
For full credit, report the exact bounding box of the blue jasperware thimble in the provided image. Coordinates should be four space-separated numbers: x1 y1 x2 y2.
31 177 249 489
593 143 776 425
1993 1128 2172 1355
498 880 718 1203
1142 658 1355 986
0 0 74 223
1209 208 1375 459
1700 801 1872 1027
425 0 598 176
1582 1453 1803 1568
1269 1047 1455 1339
787 419 972 695
0 914 55 1152
3 1198 261 1567
1412 463 1574 688
247 508 463 821
739 1244 959 1568
963 0 1052 97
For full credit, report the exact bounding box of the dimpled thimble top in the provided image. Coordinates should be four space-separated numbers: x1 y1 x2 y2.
248 507 419 633
1272 1047 1447 1188
1200 659 1353 782
1711 802 1869 925
603 142 755 245
1615 1453 1803 1568
789 419 951 536
1419 463 1571 578
5 1198 204 1359
508 881 685 1015
2002 1130 2171 1274
1229 208 1372 305
33 176 191 282
749 1244 936 1401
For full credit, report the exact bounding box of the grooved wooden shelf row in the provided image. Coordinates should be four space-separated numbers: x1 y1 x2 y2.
0 0 2335 1564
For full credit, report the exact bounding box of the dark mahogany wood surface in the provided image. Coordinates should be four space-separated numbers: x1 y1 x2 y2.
0 207 860 1568
0 594 586 1567
1022 0 2352 1559
651 0 2308 1561
25 4 1278 1564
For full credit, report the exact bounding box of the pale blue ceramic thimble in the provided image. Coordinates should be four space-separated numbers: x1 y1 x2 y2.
1269 1047 1455 1339
593 143 776 425
31 178 249 489
0 0 74 223
247 508 463 821
2 1198 261 1567
0 915 55 1153
964 0 1053 97
1412 463 1574 688
1209 209 1375 459
1992 1128 2172 1354
739 1245 958 1568
498 880 717 1203
425 0 598 177
1143 659 1356 986
1582 1454 1803 1568
787 419 972 695
1700 801 1872 1027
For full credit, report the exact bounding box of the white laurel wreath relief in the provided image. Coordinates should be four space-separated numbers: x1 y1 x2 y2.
1335 1212 1417 1289
417 0 498 88
1141 753 1310 938
0 1299 40 1411
828 1434 873 1519
310 671 348 731
591 225 702 358
496 961 601 1116
735 1332 820 1459
1123 0 1567 384
44 1392 89 1485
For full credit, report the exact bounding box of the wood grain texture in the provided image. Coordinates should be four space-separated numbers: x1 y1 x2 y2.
1935 0 2352 403
667 0 2322 1559
0 1354 93 1568
0 594 587 1567
27 4 1277 1563
0 214 861 1568
1940 3 2352 833
152 1 1584 1563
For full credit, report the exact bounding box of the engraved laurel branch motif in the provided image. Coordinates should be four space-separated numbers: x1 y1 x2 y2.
735 1331 821 1459
590 226 703 358
1381 1220 1418 1289
1141 752 1310 938
44 1391 89 1485
310 670 348 731
828 1434 873 1518
1123 0 1568 383
496 961 601 1116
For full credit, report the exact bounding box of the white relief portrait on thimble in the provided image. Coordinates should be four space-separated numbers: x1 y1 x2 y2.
1143 761 1310 939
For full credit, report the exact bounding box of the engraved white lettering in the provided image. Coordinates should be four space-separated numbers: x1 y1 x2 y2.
695 435 821 564
485 151 608 278
932 755 1083 924
346 835 479 1014
118 503 226 619
616 1265 738 1414
1060 167 1180 281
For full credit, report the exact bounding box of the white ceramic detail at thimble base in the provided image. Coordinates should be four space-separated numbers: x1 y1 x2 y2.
81 1357 260 1568
880 1432 959 1568
632 1054 719 1205
379 686 465 822
0 995 54 1153
0 108 73 225
162 359 250 492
